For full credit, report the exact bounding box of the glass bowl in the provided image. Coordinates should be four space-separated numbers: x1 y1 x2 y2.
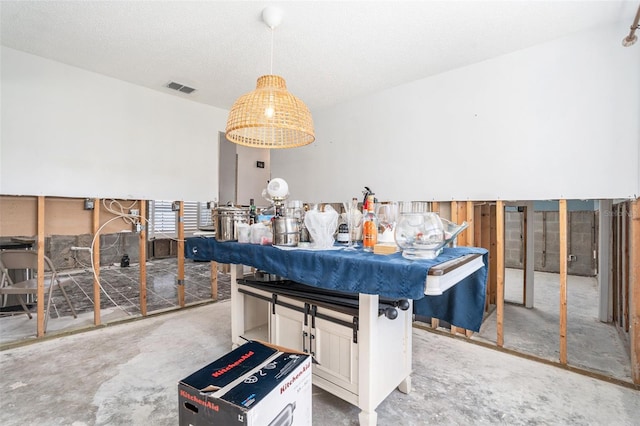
394 212 445 259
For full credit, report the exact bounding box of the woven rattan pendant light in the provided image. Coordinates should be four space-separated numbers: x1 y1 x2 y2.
225 7 315 149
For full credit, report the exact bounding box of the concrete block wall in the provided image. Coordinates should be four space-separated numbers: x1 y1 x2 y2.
506 211 596 276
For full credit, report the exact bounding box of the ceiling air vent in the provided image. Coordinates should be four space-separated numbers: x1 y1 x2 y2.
165 81 196 94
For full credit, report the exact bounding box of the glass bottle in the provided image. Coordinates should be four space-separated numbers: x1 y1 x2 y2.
249 198 257 225
362 195 378 252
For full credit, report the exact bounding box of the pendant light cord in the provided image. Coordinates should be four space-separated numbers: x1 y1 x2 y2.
270 27 274 75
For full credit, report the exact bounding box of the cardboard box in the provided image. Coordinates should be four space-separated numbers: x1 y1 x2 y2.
179 341 312 426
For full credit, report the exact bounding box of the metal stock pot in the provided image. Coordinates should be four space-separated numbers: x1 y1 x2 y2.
272 217 300 247
213 205 249 242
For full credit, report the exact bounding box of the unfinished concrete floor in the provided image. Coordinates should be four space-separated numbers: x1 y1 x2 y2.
1 300 638 426
476 269 632 383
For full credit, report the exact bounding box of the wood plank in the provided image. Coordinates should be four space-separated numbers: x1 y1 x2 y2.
496 200 505 347
430 202 441 330
480 204 492 310
559 199 568 365
630 198 640 384
211 261 219 301
466 201 474 246
489 204 498 306
522 206 528 306
451 201 467 246
451 201 460 243
93 198 101 326
177 201 185 307
598 199 612 322
36 196 45 337
611 206 620 324
139 200 147 316
431 202 440 214
474 204 482 250
624 202 630 332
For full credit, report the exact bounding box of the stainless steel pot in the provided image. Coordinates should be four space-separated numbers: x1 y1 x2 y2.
272 217 300 247
212 205 249 242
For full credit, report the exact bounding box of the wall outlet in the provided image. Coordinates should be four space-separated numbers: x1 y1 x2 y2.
568 254 577 262
129 209 139 217
83 199 94 210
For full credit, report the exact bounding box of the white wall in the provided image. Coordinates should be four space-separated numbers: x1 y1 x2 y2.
236 144 270 206
218 131 271 207
272 23 640 203
1 47 227 202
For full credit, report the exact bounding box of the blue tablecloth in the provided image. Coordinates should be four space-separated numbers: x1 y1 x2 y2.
185 238 488 332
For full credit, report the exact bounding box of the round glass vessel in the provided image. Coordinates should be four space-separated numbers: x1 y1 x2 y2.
394 212 446 259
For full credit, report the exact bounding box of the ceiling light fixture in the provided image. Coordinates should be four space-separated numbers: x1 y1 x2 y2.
225 6 315 149
622 4 640 47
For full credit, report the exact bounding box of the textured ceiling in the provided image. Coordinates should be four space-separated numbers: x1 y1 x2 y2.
1 1 637 111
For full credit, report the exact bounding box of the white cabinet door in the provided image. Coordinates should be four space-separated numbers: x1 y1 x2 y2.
312 315 359 395
270 298 308 353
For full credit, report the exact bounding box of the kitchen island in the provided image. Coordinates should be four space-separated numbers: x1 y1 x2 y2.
185 238 488 425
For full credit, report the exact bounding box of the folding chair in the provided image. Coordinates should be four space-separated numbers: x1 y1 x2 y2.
0 250 77 332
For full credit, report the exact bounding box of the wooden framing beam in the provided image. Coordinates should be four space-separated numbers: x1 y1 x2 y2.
624 203 630 332
139 200 147 316
522 205 529 306
496 200 505 347
466 201 474 247
93 198 101 326
451 201 468 246
630 198 640 384
211 261 219 301
474 204 483 251
559 199 568 364
177 201 185 307
430 202 440 330
598 199 612 322
36 196 45 337
489 204 498 306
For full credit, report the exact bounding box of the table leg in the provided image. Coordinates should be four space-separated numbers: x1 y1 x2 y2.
230 264 244 348
398 375 411 394
358 409 378 426
358 293 379 425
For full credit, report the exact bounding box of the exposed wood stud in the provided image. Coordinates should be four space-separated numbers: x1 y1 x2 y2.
630 198 640 384
139 200 147 316
466 201 474 246
624 203 630 332
177 201 185 307
489 204 498 306
431 202 440 330
211 261 219 301
93 198 101 326
522 206 528 306
559 199 568 365
36 196 45 337
496 200 505 347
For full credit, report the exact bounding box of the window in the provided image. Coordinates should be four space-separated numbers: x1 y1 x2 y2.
149 201 211 239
